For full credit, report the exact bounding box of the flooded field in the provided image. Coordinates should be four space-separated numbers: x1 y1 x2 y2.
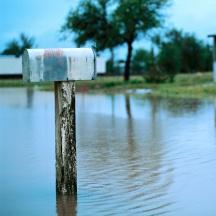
0 88 216 216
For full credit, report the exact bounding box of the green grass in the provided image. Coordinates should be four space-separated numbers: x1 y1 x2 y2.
76 76 147 92
0 79 54 89
0 79 28 87
152 73 216 99
0 73 215 98
77 73 216 98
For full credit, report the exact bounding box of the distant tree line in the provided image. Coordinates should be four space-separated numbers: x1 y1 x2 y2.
156 29 212 74
1 33 35 57
131 29 212 82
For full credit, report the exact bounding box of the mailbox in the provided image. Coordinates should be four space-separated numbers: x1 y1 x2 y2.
22 48 96 82
22 47 97 195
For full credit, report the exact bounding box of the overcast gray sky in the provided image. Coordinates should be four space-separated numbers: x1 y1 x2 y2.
0 0 216 54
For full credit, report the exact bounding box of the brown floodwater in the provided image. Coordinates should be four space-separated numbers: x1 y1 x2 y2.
0 88 216 216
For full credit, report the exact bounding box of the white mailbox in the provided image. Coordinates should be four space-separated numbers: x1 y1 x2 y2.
22 48 96 82
22 47 97 195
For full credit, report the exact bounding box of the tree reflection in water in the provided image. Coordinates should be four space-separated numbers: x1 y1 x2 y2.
26 87 34 108
123 94 174 213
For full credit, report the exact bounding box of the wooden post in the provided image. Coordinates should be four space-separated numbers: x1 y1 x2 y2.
208 35 216 81
22 48 96 196
213 37 216 82
55 81 77 195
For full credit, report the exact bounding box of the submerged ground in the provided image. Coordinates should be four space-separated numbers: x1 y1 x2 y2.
0 88 216 215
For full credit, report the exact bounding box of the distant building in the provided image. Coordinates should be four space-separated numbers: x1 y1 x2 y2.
96 57 106 75
208 34 216 81
0 55 22 76
0 55 106 77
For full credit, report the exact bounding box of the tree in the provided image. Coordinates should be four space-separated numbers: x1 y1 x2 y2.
113 0 170 81
154 29 212 76
62 0 170 81
62 0 121 52
199 44 212 72
1 33 35 57
158 42 181 82
62 0 122 75
180 33 212 72
134 48 168 83
132 48 152 74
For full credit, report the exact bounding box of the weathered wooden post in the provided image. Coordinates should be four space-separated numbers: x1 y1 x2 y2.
208 35 216 82
22 48 96 195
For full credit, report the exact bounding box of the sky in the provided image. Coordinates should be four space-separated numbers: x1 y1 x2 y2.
0 0 216 58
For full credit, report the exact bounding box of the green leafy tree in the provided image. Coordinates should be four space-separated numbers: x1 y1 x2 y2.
1 33 35 57
180 34 212 72
62 0 121 63
199 44 212 72
132 49 149 74
158 43 181 82
132 47 175 82
143 48 168 83
62 0 170 81
113 0 170 81
62 0 122 75
155 29 212 76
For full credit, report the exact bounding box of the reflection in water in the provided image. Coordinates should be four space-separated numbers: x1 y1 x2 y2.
162 97 202 116
56 195 77 216
125 94 132 119
125 94 134 151
26 88 34 108
111 94 116 117
125 94 174 214
215 98 216 128
77 94 174 215
1 89 216 216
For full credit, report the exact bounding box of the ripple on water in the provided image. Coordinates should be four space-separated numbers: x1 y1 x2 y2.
1 89 216 216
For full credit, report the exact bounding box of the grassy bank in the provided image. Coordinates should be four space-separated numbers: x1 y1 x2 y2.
0 76 151 91
151 73 216 99
0 73 215 98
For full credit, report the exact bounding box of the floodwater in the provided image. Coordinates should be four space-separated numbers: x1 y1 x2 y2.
0 88 216 216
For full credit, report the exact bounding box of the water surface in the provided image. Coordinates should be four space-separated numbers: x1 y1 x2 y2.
0 88 216 216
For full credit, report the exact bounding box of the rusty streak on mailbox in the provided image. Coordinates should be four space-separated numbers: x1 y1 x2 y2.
22 48 96 195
